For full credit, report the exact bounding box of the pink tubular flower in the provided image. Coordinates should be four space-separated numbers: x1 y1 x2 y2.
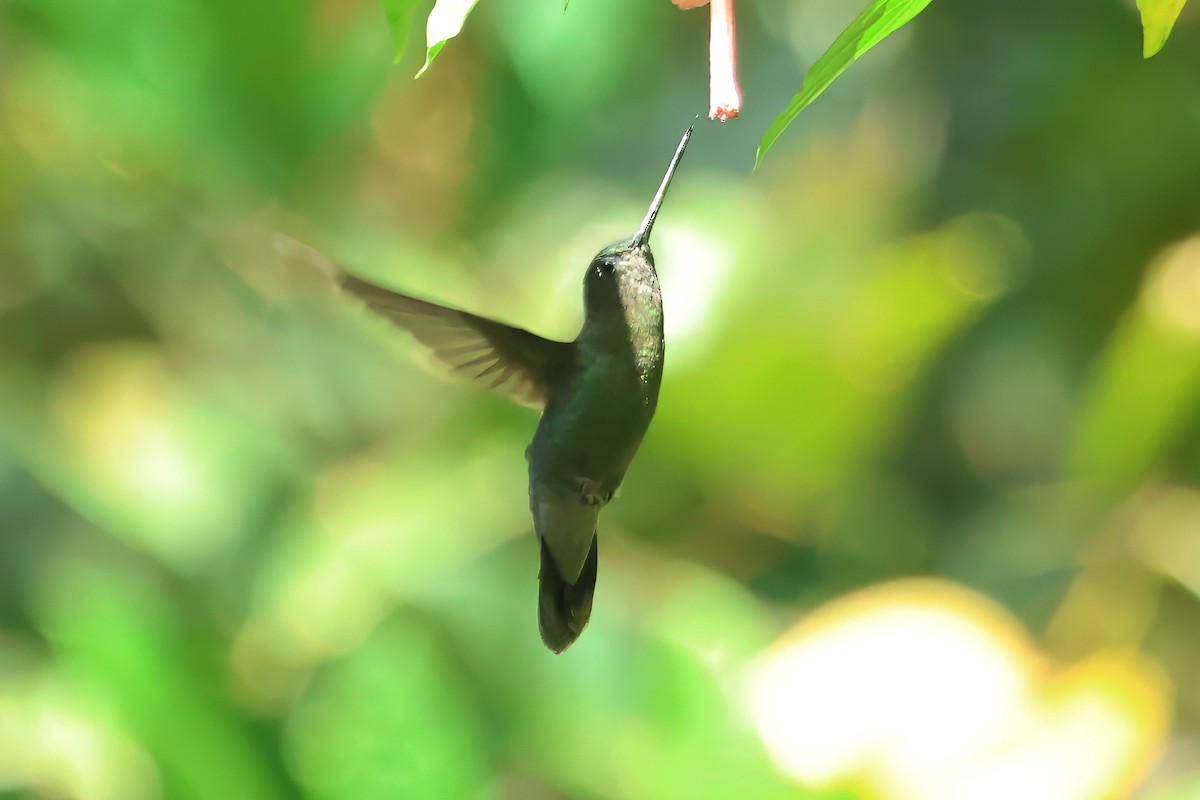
671 0 742 121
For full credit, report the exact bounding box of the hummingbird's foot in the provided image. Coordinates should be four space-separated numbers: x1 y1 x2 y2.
575 477 611 507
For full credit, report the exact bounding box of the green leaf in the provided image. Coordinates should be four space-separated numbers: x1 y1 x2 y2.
1138 0 1188 58
380 0 423 64
755 0 935 168
416 0 482 78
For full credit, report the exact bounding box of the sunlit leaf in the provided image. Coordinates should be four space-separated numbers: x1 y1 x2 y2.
755 0 934 167
380 0 424 64
416 0 482 78
1138 0 1188 58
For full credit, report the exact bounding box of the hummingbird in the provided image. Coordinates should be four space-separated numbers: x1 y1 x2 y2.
337 124 693 652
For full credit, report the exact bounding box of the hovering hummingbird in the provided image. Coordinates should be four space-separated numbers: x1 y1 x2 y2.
337 125 693 652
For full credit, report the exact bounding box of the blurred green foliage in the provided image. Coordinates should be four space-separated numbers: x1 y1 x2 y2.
2 0 1200 797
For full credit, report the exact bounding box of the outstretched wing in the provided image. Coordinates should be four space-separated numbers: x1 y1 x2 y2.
340 273 575 409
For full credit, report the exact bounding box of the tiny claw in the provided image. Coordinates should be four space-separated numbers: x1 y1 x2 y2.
575 477 609 506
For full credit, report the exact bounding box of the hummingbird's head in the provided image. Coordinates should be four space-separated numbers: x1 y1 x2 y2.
581 124 693 317
582 238 656 314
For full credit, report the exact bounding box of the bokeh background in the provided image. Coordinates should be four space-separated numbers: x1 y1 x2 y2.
3 0 1200 797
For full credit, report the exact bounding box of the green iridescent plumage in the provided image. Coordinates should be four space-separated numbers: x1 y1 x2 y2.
339 125 693 652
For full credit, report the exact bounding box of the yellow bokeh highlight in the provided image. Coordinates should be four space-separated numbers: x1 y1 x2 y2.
747 579 1170 800
1143 235 1200 341
1124 483 1200 598
46 342 255 570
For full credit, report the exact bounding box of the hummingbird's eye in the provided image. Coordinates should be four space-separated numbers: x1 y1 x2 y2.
595 258 616 277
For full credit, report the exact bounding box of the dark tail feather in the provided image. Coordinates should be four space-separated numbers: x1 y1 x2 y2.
537 534 598 653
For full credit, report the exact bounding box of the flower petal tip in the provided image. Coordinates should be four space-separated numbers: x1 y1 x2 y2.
709 105 740 122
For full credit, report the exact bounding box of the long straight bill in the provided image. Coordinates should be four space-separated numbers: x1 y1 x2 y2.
632 123 695 248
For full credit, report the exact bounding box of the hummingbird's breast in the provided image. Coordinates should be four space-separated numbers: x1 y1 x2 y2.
528 322 664 494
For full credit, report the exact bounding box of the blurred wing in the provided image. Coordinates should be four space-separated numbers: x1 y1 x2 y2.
340 273 574 408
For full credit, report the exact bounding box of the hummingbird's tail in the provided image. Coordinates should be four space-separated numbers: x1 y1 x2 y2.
537 534 598 653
